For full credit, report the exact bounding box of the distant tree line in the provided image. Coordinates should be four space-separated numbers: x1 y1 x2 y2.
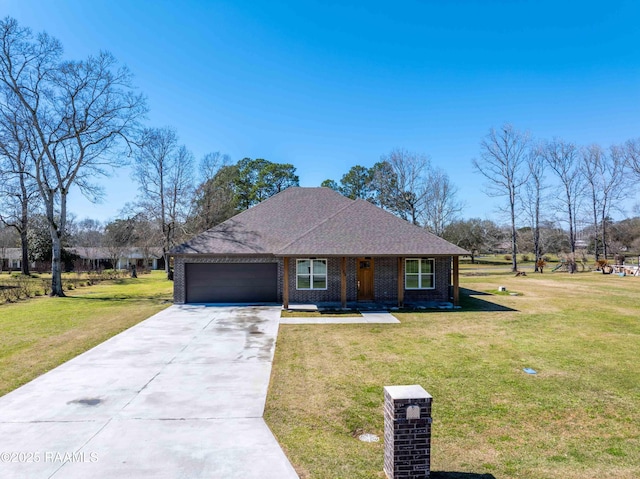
471 123 640 272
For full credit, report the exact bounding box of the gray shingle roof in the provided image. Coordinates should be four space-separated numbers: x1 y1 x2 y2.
171 187 468 256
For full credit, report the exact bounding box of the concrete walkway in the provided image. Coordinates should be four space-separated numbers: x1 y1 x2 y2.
280 311 400 324
0 305 299 479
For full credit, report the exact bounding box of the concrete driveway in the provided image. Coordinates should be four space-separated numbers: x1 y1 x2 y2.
0 305 299 479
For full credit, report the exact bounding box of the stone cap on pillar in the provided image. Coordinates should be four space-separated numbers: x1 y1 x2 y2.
384 385 432 400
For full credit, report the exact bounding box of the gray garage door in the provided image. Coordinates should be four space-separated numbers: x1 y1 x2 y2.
185 263 278 303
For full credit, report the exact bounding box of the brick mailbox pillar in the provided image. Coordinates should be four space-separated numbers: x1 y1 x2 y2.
383 385 432 479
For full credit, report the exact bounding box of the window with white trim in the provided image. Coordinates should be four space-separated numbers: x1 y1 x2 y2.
405 258 435 289
296 259 328 290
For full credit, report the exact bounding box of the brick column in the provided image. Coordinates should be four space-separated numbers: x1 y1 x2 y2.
383 385 432 479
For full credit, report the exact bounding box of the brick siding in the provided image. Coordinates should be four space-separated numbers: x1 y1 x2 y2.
174 255 452 304
383 385 433 478
403 257 451 303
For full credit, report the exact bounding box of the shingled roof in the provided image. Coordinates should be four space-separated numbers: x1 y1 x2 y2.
171 187 468 256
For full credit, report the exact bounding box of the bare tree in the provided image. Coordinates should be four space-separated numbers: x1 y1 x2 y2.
132 214 163 270
379 148 431 225
624 138 640 212
581 144 626 260
0 17 146 295
133 127 194 274
0 101 38 274
443 218 503 264
421 167 463 236
542 138 583 261
473 124 530 272
522 144 547 271
200 151 231 181
104 217 138 270
581 144 604 260
190 163 239 232
187 151 234 233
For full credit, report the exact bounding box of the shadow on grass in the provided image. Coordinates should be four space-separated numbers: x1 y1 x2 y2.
461 288 492 296
459 288 517 312
431 472 496 479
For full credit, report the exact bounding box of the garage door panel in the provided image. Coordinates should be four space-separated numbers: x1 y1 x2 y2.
185 263 277 303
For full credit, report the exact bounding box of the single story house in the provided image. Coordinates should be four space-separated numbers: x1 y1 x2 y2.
170 187 468 308
69 247 166 271
0 248 32 271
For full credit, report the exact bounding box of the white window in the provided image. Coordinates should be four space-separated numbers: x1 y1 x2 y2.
296 259 328 290
405 258 435 289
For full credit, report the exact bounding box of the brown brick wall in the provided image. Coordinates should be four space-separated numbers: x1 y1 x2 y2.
403 257 451 303
173 255 453 304
285 257 359 303
374 257 398 301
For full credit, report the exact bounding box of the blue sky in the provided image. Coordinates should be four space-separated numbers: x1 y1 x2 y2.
2 0 640 223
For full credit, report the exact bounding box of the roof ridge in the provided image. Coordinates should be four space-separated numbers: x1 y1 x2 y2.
275 198 355 254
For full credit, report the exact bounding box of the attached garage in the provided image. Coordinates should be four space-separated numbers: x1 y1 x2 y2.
184 263 278 303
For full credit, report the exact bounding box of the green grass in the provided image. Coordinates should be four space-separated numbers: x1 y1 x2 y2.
0 271 172 396
265 270 640 478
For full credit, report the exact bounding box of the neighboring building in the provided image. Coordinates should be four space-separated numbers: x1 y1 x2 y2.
0 248 30 271
69 247 166 271
170 187 468 308
0 247 165 273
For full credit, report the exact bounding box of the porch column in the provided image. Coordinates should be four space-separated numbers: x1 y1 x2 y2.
452 256 460 306
341 257 347 309
283 257 290 309
397 257 404 308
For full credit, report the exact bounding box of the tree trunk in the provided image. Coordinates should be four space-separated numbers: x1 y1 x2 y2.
601 211 609 260
568 198 576 255
50 229 65 296
533 234 540 273
19 172 31 275
592 200 600 262
510 189 518 273
20 229 29 275
46 191 66 297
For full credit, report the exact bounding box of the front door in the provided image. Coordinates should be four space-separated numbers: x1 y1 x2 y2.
357 257 374 301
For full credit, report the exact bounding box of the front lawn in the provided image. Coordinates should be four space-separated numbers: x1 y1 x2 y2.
0 271 172 396
265 271 640 478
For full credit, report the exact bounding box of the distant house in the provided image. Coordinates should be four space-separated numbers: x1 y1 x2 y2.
0 248 30 271
70 247 166 271
170 187 468 308
0 246 165 273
